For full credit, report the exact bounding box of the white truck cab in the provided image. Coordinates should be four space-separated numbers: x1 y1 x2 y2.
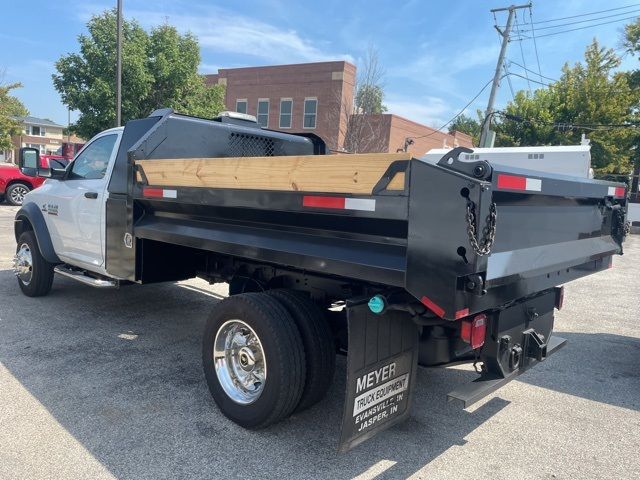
24 127 123 275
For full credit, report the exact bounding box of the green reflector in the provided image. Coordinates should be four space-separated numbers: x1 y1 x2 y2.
368 295 385 314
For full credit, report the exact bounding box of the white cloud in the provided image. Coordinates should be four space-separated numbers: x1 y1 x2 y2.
388 42 499 100
122 5 353 65
384 94 451 127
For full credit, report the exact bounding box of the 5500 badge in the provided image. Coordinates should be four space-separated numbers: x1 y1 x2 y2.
41 203 59 216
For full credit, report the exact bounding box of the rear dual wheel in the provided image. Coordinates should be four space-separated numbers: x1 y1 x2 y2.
202 290 335 428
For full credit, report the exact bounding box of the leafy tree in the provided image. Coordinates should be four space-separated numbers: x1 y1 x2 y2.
355 84 387 114
448 113 481 146
0 81 29 152
494 40 636 174
623 18 640 194
53 10 225 139
342 47 389 153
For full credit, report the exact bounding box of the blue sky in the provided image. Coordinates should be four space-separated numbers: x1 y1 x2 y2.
1 0 638 128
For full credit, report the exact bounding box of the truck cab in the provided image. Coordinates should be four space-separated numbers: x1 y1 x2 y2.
21 127 123 273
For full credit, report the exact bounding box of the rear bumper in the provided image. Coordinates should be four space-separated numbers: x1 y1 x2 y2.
447 335 566 408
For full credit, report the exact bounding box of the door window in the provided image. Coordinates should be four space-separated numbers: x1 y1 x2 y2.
68 134 117 180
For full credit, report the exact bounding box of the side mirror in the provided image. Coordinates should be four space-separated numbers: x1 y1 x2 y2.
18 147 40 177
18 148 67 180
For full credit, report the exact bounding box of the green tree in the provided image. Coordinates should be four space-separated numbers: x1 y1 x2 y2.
495 40 637 174
53 10 225 139
623 18 640 194
355 84 387 114
0 82 29 152
448 113 481 146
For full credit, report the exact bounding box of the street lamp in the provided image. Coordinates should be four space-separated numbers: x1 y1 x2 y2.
115 0 123 127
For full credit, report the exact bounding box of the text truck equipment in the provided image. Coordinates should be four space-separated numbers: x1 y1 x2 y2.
13 109 628 451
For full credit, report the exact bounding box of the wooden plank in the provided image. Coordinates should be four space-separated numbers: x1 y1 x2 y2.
136 153 411 195
387 172 405 191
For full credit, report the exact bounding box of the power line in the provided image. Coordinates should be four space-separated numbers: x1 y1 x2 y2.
512 14 640 40
504 71 552 87
528 6 543 82
494 110 640 130
409 78 494 140
514 7 640 33
514 13 532 93
503 61 516 100
503 71 633 95
507 59 558 82
502 3 640 26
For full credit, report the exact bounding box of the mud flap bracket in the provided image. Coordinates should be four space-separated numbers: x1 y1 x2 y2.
338 301 420 452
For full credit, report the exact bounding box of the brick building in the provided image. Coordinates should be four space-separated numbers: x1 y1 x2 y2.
204 61 472 155
1 116 65 163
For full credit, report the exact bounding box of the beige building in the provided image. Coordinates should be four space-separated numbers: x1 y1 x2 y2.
2 116 65 163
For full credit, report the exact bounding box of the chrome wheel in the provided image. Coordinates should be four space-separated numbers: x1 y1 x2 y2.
9 184 29 205
13 243 33 285
214 319 267 405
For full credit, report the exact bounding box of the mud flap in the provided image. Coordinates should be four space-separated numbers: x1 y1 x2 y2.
338 302 420 452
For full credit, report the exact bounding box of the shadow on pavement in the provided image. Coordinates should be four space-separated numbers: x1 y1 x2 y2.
516 331 639 413
0 268 637 479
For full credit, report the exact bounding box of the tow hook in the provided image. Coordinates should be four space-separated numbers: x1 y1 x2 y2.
509 344 522 370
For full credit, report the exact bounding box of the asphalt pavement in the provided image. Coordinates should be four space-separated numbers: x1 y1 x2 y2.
0 204 638 480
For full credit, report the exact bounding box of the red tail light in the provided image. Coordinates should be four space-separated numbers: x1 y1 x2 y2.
554 286 564 310
460 313 487 350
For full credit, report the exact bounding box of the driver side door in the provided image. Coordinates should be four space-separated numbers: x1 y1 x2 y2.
44 132 120 269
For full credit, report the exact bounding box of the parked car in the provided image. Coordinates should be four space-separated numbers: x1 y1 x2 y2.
0 155 69 206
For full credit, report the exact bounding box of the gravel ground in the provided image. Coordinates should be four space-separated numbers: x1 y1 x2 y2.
0 203 638 480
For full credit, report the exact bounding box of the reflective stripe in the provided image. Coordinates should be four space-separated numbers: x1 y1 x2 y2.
497 174 542 192
143 188 177 198
607 186 625 197
420 295 445 318
303 196 376 211
525 178 542 191
344 198 376 211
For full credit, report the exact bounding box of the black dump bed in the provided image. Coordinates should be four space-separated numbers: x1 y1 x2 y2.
107 110 628 320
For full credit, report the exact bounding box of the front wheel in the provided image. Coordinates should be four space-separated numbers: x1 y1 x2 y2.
6 182 31 206
202 293 306 429
14 230 54 297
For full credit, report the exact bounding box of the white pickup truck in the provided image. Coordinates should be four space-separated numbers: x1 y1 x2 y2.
12 109 628 451
15 127 122 290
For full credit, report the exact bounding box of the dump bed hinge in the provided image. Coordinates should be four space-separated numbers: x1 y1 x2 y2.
437 146 493 181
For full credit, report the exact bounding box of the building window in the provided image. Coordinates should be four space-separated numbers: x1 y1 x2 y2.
30 126 45 136
279 99 292 128
257 99 269 127
236 99 247 114
303 98 317 129
26 143 45 153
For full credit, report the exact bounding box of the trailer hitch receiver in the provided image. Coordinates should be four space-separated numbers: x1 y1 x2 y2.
524 329 548 362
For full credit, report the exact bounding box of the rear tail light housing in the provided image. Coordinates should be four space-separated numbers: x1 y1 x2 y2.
460 313 487 350
554 286 564 310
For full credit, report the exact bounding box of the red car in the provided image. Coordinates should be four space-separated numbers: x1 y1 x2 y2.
0 155 69 206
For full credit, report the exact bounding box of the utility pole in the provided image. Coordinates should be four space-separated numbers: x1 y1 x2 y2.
115 0 123 127
479 3 531 147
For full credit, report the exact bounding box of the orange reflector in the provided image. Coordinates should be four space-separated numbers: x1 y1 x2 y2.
461 314 487 350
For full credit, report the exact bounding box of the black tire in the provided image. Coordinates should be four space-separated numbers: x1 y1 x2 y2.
6 182 31 206
202 292 306 429
16 230 54 297
267 289 336 412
